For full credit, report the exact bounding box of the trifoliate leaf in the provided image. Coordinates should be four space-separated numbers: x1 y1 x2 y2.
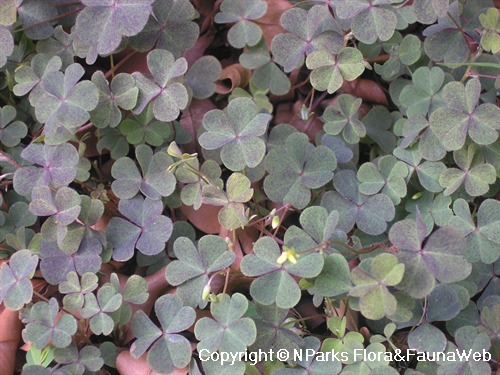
13 54 62 98
374 35 421 81
439 144 496 197
336 0 398 44
106 195 173 261
17 0 57 40
0 105 28 147
36 26 75 69
357 155 409 204
22 298 77 349
264 133 337 210
214 0 267 48
405 191 453 235
74 0 154 57
0 250 38 310
449 199 500 264
250 303 303 353
314 253 352 298
400 115 446 162
430 78 500 151
240 236 324 308
321 170 395 235
306 47 365 94
33 63 99 144
271 5 343 73
362 105 398 154
480 8 500 53
399 67 447 117
185 56 222 99
0 202 37 242
199 97 271 171
322 94 366 144
195 293 256 354
131 294 195 374
408 323 447 354
426 284 461 322
350 253 405 320
119 104 172 146
389 212 471 298
89 71 138 128
165 236 235 308
111 144 176 200
132 49 189 122
80 284 122 335
14 142 79 197
129 0 199 57
59 272 98 311
53 344 104 374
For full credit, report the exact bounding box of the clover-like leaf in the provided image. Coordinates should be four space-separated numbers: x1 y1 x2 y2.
0 105 28 147
357 155 409 204
199 97 271 171
321 170 395 235
362 105 398 154
13 53 62 98
17 0 57 40
89 71 138 128
32 63 99 143
0 25 13 68
22 298 77 349
322 94 366 144
0 250 39 311
480 8 500 53
306 47 365 94
111 144 176 200
314 253 352 298
176 159 222 210
214 0 267 48
195 293 256 354
29 186 81 227
399 67 447 117
165 236 235 308
264 133 337 210
413 0 449 24
131 294 195 373
430 78 500 151
0 202 37 242
449 199 500 264
389 212 471 298
202 172 254 230
119 103 172 146
129 0 199 57
185 56 222 100
74 0 154 57
408 323 447 354
439 144 496 197
36 25 75 69
97 127 130 159
39 238 103 285
400 114 446 162
405 191 453 235
132 49 189 122
374 35 421 81
106 195 173 261
426 284 461 322
53 344 104 374
271 5 343 73
14 142 79 197
350 253 405 320
336 0 398 44
80 284 123 335
436 326 492 375
240 236 324 308
250 303 303 353
59 272 99 311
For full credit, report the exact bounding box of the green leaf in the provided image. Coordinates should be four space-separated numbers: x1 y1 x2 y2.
350 253 404 320
306 47 365 94
0 106 28 147
29 186 81 226
111 144 176 200
240 236 324 308
195 293 256 354
430 78 500 151
408 323 447 354
322 94 366 144
314 253 352 297
400 115 446 162
271 5 343 72
119 104 172 146
89 71 139 128
405 191 453 235
165 236 234 308
0 25 13 68
53 344 104 374
337 0 398 44
59 272 98 311
362 105 398 154
80 284 123 335
199 97 271 171
132 49 189 122
374 35 421 80
214 0 267 48
426 284 461 322
413 0 449 24
449 199 500 264
321 170 395 235
131 294 195 373
439 145 496 197
185 56 222 99
22 298 77 349
389 212 471 298
264 133 337 210
480 8 500 53
0 250 39 310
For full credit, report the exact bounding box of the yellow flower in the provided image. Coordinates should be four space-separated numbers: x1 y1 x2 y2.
276 246 299 265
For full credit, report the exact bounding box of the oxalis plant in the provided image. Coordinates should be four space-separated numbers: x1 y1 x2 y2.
0 0 499 374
